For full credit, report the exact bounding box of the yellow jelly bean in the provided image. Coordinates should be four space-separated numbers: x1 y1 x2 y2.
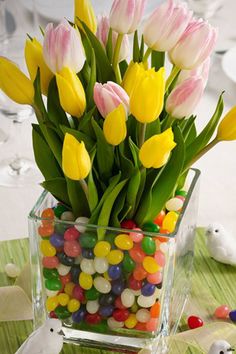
162 211 179 233
79 272 93 290
40 240 56 257
58 293 70 306
46 296 59 312
115 234 133 250
94 241 111 257
125 314 138 329
143 257 160 274
107 250 124 265
103 271 112 281
68 299 80 313
64 282 75 296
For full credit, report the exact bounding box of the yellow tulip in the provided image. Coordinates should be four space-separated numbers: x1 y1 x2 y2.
62 133 91 180
103 104 127 146
0 56 34 105
56 67 86 118
130 67 165 123
74 0 97 34
139 128 176 168
217 106 236 141
122 61 146 96
25 38 54 95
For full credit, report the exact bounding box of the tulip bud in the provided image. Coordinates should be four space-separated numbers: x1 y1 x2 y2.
217 107 236 141
139 128 176 168
94 81 129 119
56 67 86 118
143 0 192 52
166 77 204 119
62 133 91 180
96 16 129 63
25 38 54 95
122 61 146 96
103 104 127 146
0 56 34 105
74 0 97 34
43 20 85 74
130 67 165 123
169 18 217 69
177 57 210 89
110 0 147 34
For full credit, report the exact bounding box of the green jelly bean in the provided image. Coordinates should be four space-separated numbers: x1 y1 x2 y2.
175 190 187 197
43 268 59 280
141 236 156 255
85 287 100 301
54 204 68 218
143 221 160 233
104 233 116 248
55 306 71 319
79 233 97 248
122 253 135 273
131 300 139 313
54 223 69 235
45 278 62 291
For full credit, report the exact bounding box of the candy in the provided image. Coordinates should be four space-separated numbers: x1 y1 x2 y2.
42 256 59 269
141 237 156 255
75 216 89 233
154 211 165 227
94 241 111 257
72 285 85 302
46 289 59 298
141 282 156 296
121 220 137 229
64 282 75 296
115 234 133 250
46 296 59 312
85 313 102 325
113 309 130 322
125 314 138 329
229 310 236 322
115 296 127 310
54 204 68 218
54 223 68 235
143 221 160 233
80 259 96 275
38 224 54 238
122 253 135 272
107 250 124 265
58 293 70 306
214 305 230 319
99 305 114 317
41 208 54 225
130 301 139 313
99 293 116 306
150 302 161 318
70 266 81 283
136 309 151 323
64 240 81 258
135 322 147 331
187 316 204 329
147 271 162 285
50 233 64 248
108 265 122 280
40 240 56 257
137 295 156 308
121 289 135 308
43 268 59 280
60 272 72 287
107 317 124 329
79 233 97 249
68 299 80 313
49 311 57 319
5 263 20 278
112 279 125 296
64 227 80 241
94 257 109 273
154 251 166 267
85 287 100 301
57 264 71 276
55 306 71 319
57 252 75 266
94 276 111 294
86 300 100 314
45 278 62 291
162 211 179 233
72 307 86 323
175 189 187 197
165 197 183 212
146 318 158 332
61 211 75 221
128 275 142 291
79 272 93 290
129 244 146 263
133 264 147 281
82 248 94 259
143 257 160 274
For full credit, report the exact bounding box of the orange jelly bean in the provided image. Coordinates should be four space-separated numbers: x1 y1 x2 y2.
41 208 54 225
60 273 72 287
38 224 54 237
135 322 147 331
129 244 146 263
133 264 147 281
154 210 166 227
150 302 161 318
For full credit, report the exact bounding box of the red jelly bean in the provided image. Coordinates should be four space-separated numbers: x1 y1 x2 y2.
64 227 80 241
72 285 85 302
42 256 59 269
187 316 204 329
113 309 130 322
135 322 147 331
214 305 230 319
129 275 142 290
85 313 101 325
49 311 58 319
60 273 72 287
64 240 81 258
115 296 127 310
154 211 166 227
121 220 137 229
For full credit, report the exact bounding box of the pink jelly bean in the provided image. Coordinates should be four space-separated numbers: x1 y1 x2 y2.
129 228 144 243
42 256 59 268
60 273 72 287
64 227 80 241
214 305 230 319
72 284 85 302
154 251 166 267
147 271 162 285
146 318 158 332
64 240 81 257
129 244 146 263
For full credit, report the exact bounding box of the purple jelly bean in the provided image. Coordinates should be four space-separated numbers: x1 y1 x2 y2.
108 265 122 280
72 307 86 323
111 279 125 296
50 233 64 248
141 282 156 296
99 305 114 318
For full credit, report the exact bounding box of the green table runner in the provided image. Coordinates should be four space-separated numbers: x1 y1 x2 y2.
0 229 235 354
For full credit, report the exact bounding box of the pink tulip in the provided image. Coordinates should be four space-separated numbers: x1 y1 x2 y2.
143 0 192 52
177 57 210 88
169 18 218 70
109 0 147 34
94 81 129 118
96 16 129 63
43 20 85 74
166 77 204 119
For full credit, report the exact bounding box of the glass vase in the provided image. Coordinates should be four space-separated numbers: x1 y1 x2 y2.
28 169 200 353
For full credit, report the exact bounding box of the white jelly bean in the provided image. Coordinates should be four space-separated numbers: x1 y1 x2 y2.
60 211 75 221
4 263 20 278
75 216 89 233
86 300 99 314
94 276 111 294
136 309 151 323
94 257 109 274
165 197 183 212
154 288 161 299
107 317 124 329
57 264 71 276
131 289 141 296
121 289 135 308
137 295 156 308
80 259 96 275
46 289 58 297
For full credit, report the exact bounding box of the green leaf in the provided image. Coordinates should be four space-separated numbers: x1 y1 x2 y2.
134 168 146 214
60 125 95 152
86 48 96 110
118 143 135 178
47 77 69 128
119 60 128 79
106 28 113 63
133 30 140 62
145 119 161 140
66 178 90 218
41 124 63 166
139 36 144 61
126 170 141 218
88 149 99 212
111 189 127 227
151 51 165 71
97 179 127 240
41 178 70 206
78 107 96 138
129 137 141 167
33 70 48 123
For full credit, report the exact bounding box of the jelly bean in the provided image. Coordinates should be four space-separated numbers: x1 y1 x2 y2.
166 197 183 212
40 240 56 257
108 265 122 280
80 259 96 275
43 268 59 280
57 264 71 276
86 300 99 314
68 299 80 313
129 275 142 290
46 296 59 312
75 217 89 233
4 263 20 278
141 237 156 255
137 294 156 308
157 231 169 243
125 314 138 329
79 233 97 249
187 316 204 329
229 310 236 322
135 322 147 331
57 252 75 266
146 318 158 332
105 234 116 248
154 211 166 227
99 305 114 318
99 293 116 306
129 228 144 243
85 313 102 325
162 211 179 233
136 309 151 323
143 257 160 274
175 189 187 197
70 266 81 283
59 273 72 287
107 317 124 329
54 204 68 218
46 289 59 298
94 241 111 257
130 301 139 314
147 271 162 285
94 276 111 294
129 244 146 263
64 282 75 296
94 257 109 274
49 311 57 319
54 223 69 235
55 305 71 319
214 305 230 319
41 208 54 225
58 293 70 306
133 264 147 281
121 220 137 229
115 296 127 310
103 271 112 281
113 309 130 322
153 287 161 299
79 272 93 290
154 251 166 267
72 307 86 323
75 255 83 265
121 289 135 308
50 234 64 249
143 222 160 233
175 195 185 202
131 290 142 297
72 285 85 302
82 248 94 259
122 253 135 273
150 302 161 318
61 211 75 221
115 234 133 250
85 287 100 301
64 227 80 241
64 240 81 258
141 283 156 297
107 250 124 265
43 256 59 269
45 278 62 291
38 224 54 238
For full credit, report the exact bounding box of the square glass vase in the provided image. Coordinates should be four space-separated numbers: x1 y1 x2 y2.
28 169 200 353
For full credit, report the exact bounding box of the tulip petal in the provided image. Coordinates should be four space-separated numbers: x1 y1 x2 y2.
74 0 97 34
217 106 236 141
103 104 127 146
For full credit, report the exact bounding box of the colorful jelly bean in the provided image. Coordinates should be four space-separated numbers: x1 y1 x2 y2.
141 237 156 255
46 289 59 298
58 293 70 306
55 306 71 319
46 296 59 312
68 299 80 313
57 264 71 276
61 211 75 221
54 204 68 218
229 310 236 322
82 248 94 259
121 220 137 229
85 287 100 301
154 211 166 227
94 257 109 273
113 309 130 322
75 216 89 233
125 314 138 329
45 278 62 291
94 276 111 294
107 250 124 265
72 307 86 323
147 271 162 285
141 282 156 296
129 275 142 291
162 211 179 233
94 241 111 257
166 197 183 212
72 285 85 302
85 313 102 325
79 272 93 290
64 282 75 296
80 259 96 275
79 233 97 249
107 317 124 329
129 228 144 243
129 244 146 263
214 305 230 319
122 253 135 273
50 233 64 249
86 300 99 314
143 257 160 274
64 227 80 241
41 208 54 225
154 251 166 267
38 224 54 238
64 240 81 258
115 234 133 250
112 279 125 296
43 268 59 280
57 252 75 266
70 266 81 283
150 302 161 318
99 305 114 318
133 264 147 281
187 316 204 329
136 309 151 323
99 293 116 306
108 265 122 280
121 289 135 308
40 240 56 257
137 295 156 308
175 189 187 197
146 318 158 332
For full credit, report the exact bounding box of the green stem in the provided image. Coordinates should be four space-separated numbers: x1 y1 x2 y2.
161 114 175 131
143 47 152 64
186 138 219 170
165 65 181 92
139 123 147 148
112 33 124 84
79 179 89 201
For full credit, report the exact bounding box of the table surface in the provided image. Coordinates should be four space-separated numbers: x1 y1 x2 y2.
1 0 236 241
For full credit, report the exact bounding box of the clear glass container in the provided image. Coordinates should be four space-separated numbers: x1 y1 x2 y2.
28 169 200 353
